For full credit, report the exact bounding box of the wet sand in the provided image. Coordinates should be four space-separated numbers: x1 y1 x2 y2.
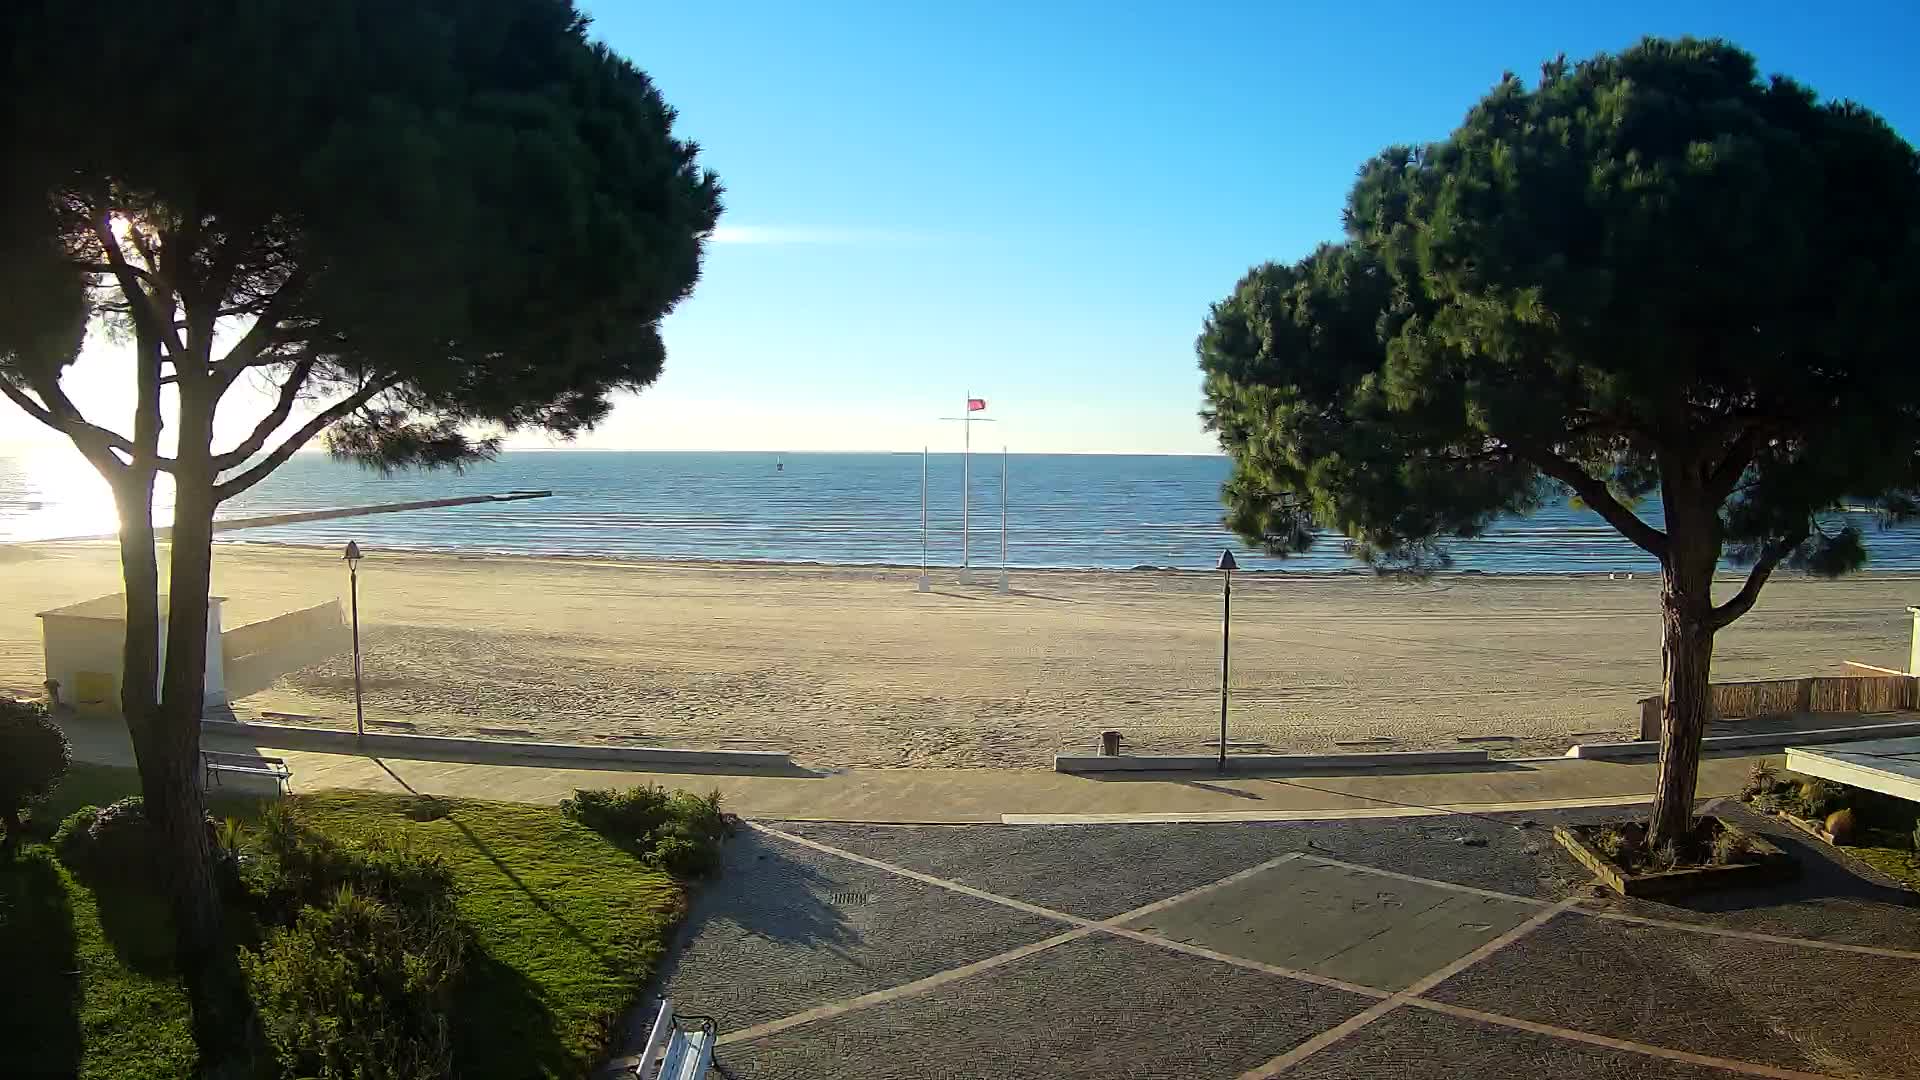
2 542 1912 767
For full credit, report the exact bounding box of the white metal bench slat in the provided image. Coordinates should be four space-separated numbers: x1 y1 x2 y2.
662 1029 712 1080
634 1000 714 1080
203 752 292 791
636 1000 677 1079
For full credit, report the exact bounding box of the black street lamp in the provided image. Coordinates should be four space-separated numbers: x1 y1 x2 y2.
1216 548 1238 771
344 541 365 740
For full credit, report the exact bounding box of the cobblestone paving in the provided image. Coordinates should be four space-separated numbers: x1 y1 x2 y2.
1426 912 1920 1077
714 934 1377 1079
636 810 1920 1079
653 828 1066 1030
1289 1006 1754 1080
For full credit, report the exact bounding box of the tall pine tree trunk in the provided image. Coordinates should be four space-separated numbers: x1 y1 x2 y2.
154 384 257 1074
1648 529 1718 849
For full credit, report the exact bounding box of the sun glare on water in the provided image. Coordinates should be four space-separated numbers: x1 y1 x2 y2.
0 447 175 542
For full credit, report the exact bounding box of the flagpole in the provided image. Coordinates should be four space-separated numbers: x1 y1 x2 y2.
997 444 1010 595
960 391 971 583
917 446 930 592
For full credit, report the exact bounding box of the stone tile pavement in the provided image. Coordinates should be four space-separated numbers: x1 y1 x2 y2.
627 802 1920 1079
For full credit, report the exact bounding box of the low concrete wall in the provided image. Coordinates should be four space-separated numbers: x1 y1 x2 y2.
1571 718 1920 760
221 601 351 698
1055 749 1491 774
201 716 795 771
222 601 344 661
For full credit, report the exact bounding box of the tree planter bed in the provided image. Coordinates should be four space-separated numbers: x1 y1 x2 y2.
1555 817 1796 898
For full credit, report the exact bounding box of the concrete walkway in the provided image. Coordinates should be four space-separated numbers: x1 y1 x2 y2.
61 714 1767 823
639 806 1920 1078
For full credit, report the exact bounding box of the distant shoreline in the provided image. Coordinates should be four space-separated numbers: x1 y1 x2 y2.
13 536 1920 583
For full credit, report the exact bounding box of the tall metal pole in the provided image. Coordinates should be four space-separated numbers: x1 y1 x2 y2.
1218 568 1231 771
960 392 971 582
917 447 930 592
350 563 365 740
997 446 1009 594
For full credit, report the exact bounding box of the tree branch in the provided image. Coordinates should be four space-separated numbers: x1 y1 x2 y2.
0 378 156 477
210 359 316 470
1515 440 1671 558
1706 426 1759 501
72 260 159 284
213 268 308 385
213 378 396 501
88 210 186 360
124 223 162 281
1708 531 1803 630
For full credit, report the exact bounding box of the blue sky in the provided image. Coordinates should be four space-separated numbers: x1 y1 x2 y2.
11 0 1920 458
574 0 1920 453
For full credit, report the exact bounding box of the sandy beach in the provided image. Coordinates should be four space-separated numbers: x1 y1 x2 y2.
3 541 1914 768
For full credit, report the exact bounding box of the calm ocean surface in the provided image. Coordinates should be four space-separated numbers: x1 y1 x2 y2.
5 449 1920 573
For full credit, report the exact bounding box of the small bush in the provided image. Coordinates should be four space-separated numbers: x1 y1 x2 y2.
1798 779 1844 820
647 834 712 877
1740 760 1777 801
1646 842 1681 873
560 786 676 839
53 795 230 889
1826 808 1860 845
1710 826 1754 865
561 786 729 876
0 698 70 852
54 797 158 885
244 885 463 1080
244 805 456 924
404 797 452 822
51 804 102 861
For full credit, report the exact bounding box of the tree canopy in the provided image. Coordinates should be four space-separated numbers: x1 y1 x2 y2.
1202 38 1920 584
1 0 721 480
1198 37 1920 847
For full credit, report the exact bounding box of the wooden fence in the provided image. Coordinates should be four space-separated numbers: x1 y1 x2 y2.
1637 669 1917 739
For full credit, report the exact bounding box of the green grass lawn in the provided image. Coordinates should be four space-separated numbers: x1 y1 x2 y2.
1 763 688 1079
1843 835 1920 890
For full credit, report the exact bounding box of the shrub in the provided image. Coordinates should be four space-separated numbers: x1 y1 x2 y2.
404 797 452 822
561 785 729 875
244 885 463 1080
1797 779 1844 820
560 786 676 839
244 805 456 925
648 834 713 877
1646 842 1681 873
1740 760 1777 801
53 796 232 889
1825 808 1860 845
1710 826 1754 865
54 797 158 884
51 804 102 861
0 698 70 853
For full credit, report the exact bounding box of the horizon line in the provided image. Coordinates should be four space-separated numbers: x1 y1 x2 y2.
274 446 1230 458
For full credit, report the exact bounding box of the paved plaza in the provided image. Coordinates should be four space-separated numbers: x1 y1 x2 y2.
635 802 1920 1079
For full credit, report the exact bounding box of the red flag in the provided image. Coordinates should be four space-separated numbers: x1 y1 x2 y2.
967 398 987 412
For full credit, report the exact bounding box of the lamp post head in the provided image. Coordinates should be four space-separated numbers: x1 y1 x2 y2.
1216 549 1238 573
343 541 362 568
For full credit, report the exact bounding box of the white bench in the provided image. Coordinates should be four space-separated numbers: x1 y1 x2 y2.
202 750 292 794
634 999 715 1080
